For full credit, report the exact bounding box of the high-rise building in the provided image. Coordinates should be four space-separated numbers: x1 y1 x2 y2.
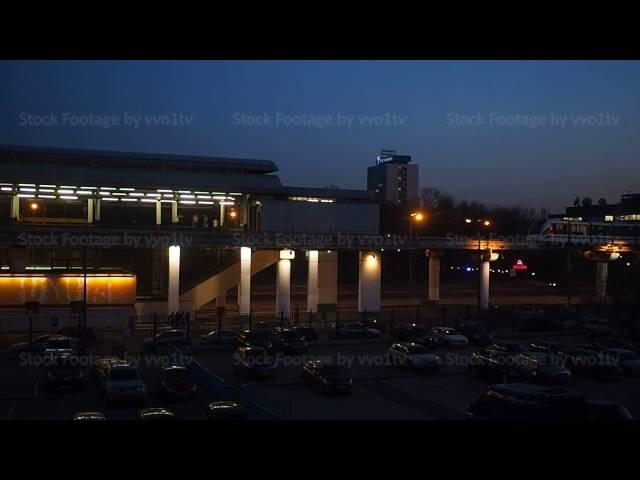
367 149 419 205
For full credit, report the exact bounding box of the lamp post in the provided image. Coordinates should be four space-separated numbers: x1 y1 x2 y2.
466 218 492 314
408 211 425 288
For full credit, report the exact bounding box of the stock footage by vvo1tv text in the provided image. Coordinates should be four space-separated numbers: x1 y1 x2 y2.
0 59 639 422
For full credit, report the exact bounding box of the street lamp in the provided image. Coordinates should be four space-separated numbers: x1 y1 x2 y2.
408 211 426 287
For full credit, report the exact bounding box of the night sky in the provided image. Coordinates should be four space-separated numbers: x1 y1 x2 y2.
1 60 639 212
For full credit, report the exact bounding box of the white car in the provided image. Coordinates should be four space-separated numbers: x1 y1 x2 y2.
386 343 441 372
428 327 469 348
101 362 147 403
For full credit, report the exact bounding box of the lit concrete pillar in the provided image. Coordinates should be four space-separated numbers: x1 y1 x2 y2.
171 202 178 224
87 198 94 223
94 198 101 221
480 260 490 310
307 250 319 312
276 249 294 317
155 200 162 225
358 250 381 316
10 195 19 220
219 202 225 226
168 245 181 315
318 250 338 312
596 262 608 303
426 250 442 302
239 247 251 318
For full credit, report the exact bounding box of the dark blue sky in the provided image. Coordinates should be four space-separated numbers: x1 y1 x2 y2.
1 60 639 211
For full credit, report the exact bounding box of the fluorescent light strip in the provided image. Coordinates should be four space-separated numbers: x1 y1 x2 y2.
220 201 235 205
141 199 157 203
198 201 214 205
60 196 78 200
180 195 195 199
81 186 97 190
211 192 225 195
194 191 209 194
57 190 74 194
17 194 35 198
40 184 56 188
161 200 176 203
129 193 145 197
178 190 192 194
38 195 56 199
99 192 111 196
121 198 138 202
229 193 242 196
163 194 175 198
102 198 119 202
180 200 196 205
100 187 116 191
76 191 92 195
146 193 161 197
112 193 127 196
1 187 12 191
19 184 36 187
20 188 36 192
158 189 173 193
60 185 77 189
38 189 55 193
0 183 14 186
197 196 211 199
119 188 135 191
212 196 227 200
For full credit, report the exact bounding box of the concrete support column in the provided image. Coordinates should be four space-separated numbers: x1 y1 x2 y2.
168 246 181 315
318 251 338 312
426 250 442 302
155 200 162 225
87 198 94 224
480 260 490 311
10 195 19 220
239 247 252 318
171 202 178 224
358 250 381 316
307 250 319 312
94 198 101 222
219 202 225 226
596 261 608 303
276 249 294 317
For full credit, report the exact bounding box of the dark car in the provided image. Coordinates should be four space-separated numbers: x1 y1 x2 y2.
514 352 572 384
486 342 530 355
206 401 247 420
234 330 274 353
45 354 85 392
292 327 319 342
301 360 353 395
232 347 278 379
270 328 308 354
599 349 640 376
334 323 380 339
73 411 106 421
158 365 197 400
9 334 78 355
200 330 236 346
138 408 177 421
467 383 589 420
586 400 634 420
556 347 623 380
469 350 530 384
528 341 567 355
143 330 192 354
60 326 98 345
392 323 429 342
456 322 493 346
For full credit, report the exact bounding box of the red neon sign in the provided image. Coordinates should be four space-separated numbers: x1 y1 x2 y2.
512 259 528 271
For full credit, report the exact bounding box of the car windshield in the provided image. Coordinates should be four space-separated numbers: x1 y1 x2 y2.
110 369 139 381
47 339 72 349
320 366 347 376
407 345 428 354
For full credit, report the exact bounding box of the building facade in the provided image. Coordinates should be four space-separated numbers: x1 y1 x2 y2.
366 150 419 206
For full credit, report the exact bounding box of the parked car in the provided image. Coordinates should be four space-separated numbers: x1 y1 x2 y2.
143 330 192 354
270 328 308 354
585 400 634 420
45 353 85 392
232 346 278 379
138 408 176 421
44 336 77 355
206 401 247 420
158 365 197 400
60 326 98 345
486 342 530 355
467 383 590 420
386 343 441 372
200 330 236 346
334 323 380 339
98 361 147 404
234 330 274 353
392 323 429 342
456 322 493 346
292 327 319 342
584 319 611 337
427 327 469 348
556 347 623 380
599 349 640 376
9 334 78 355
72 411 106 421
528 341 567 355
469 350 530 383
514 352 572 384
301 360 353 394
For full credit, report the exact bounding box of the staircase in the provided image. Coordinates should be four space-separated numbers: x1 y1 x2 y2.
180 250 279 312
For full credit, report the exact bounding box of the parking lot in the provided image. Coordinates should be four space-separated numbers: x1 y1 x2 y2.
2 331 640 420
